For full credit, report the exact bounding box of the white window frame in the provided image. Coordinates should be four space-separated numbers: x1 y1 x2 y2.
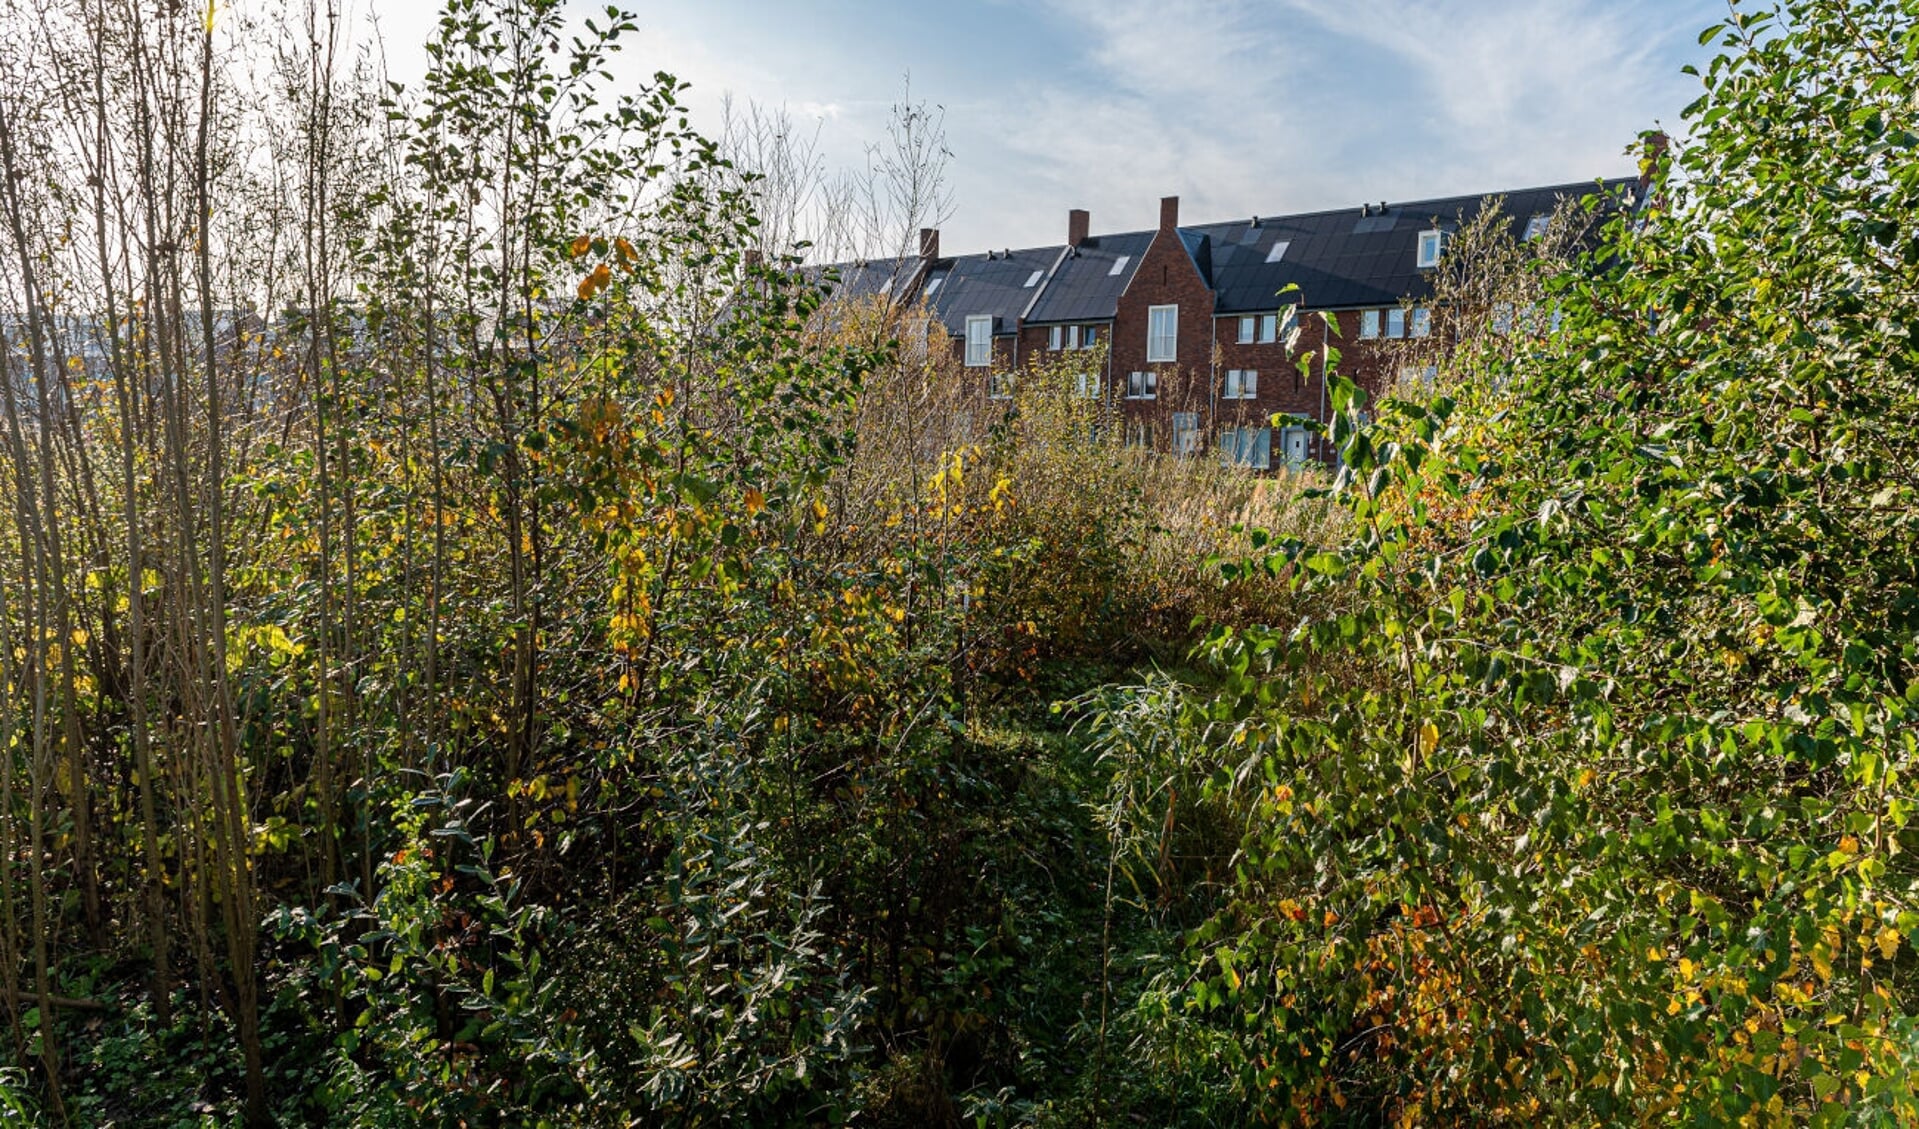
1126 370 1157 400
1410 307 1432 338
1223 369 1258 400
1082 325 1100 348
1065 324 1080 350
1258 313 1278 344
1048 326 1062 351
1386 308 1406 339
1360 309 1381 340
1146 304 1178 362
1416 229 1446 269
988 371 1015 400
965 316 993 367
1238 315 1256 344
1074 371 1102 398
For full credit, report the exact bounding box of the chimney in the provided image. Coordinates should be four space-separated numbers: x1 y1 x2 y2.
1159 195 1180 232
919 227 940 262
1638 131 1670 192
1068 208 1090 248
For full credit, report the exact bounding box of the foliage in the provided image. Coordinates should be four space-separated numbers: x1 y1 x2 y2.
1089 1 1919 1123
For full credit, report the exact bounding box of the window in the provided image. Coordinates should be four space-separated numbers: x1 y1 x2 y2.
1172 412 1200 457
1048 326 1062 351
1386 308 1406 339
1147 304 1178 362
988 372 1015 399
1259 313 1279 343
924 276 944 297
1265 240 1291 264
1410 307 1432 338
1416 228 1446 269
1397 364 1437 389
1238 315 1257 344
1126 420 1155 449
1524 214 1551 241
1223 369 1258 399
1126 370 1157 399
1108 255 1131 277
1082 325 1100 348
1024 269 1044 288
1075 371 1102 398
1065 325 1080 350
1360 309 1381 340
1220 426 1272 470
965 316 993 367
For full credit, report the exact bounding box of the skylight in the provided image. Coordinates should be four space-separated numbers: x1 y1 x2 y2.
1024 270 1043 288
1108 255 1131 277
1524 214 1551 241
924 277 943 296
1265 241 1290 264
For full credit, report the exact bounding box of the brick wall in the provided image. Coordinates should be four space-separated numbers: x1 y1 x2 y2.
1112 197 1216 450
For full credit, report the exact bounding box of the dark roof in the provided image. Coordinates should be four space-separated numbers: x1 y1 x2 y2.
1191 178 1638 314
924 245 1063 336
809 255 922 303
1023 230 1153 325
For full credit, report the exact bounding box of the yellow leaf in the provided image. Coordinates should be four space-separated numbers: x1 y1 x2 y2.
569 234 592 259
1877 926 1901 960
1418 720 1439 757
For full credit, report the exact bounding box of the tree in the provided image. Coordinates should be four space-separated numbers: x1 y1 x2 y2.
1094 0 1919 1122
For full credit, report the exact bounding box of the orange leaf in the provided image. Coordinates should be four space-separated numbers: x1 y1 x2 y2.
569 234 592 259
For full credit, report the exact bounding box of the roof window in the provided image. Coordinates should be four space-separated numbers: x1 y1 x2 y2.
1024 269 1043 288
1265 240 1290 264
1524 214 1551 241
1416 229 1447 269
1108 255 1131 277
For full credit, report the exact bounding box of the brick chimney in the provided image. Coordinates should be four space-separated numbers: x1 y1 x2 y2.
1638 131 1670 193
919 227 940 262
1159 195 1180 232
1068 208 1090 248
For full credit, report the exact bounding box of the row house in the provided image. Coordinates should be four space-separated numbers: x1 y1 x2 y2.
817 176 1642 468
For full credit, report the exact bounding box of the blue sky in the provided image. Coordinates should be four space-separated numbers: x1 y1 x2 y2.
366 0 1728 253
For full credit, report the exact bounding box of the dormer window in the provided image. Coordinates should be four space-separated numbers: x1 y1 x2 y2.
1416 229 1446 269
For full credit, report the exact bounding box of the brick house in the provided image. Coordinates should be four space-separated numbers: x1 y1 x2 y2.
813 176 1640 468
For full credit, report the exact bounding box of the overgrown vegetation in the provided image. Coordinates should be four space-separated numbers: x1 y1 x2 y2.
0 0 1913 1124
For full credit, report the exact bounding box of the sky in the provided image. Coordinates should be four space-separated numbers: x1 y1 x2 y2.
351 0 1727 254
